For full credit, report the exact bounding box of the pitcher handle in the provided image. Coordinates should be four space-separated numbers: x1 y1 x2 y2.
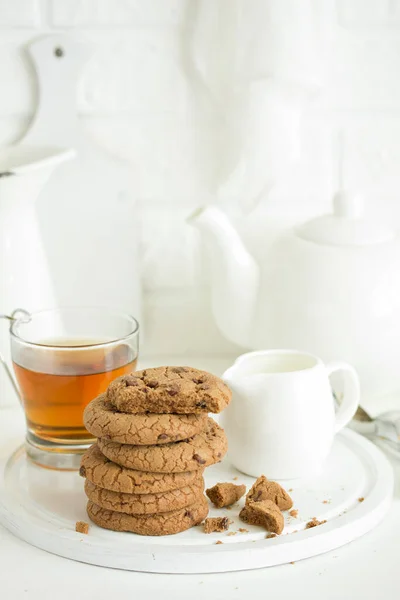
326 361 360 433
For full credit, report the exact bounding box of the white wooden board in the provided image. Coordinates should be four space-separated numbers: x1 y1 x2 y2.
23 35 141 319
0 430 393 573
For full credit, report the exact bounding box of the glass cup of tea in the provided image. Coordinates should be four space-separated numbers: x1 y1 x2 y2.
7 307 139 470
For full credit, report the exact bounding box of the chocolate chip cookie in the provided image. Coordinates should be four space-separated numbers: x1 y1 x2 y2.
80 444 204 495
97 417 227 473
206 482 246 508
83 394 208 445
203 517 230 533
87 496 209 536
84 478 204 515
246 475 293 511
107 366 231 414
240 499 284 534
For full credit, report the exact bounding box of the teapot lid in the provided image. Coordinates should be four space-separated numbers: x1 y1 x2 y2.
295 191 395 246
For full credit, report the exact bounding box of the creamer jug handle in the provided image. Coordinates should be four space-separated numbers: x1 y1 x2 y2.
326 360 360 433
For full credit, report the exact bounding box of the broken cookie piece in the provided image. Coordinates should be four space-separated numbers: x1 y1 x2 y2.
206 482 246 508
246 475 293 510
204 517 230 533
240 499 284 535
75 520 89 534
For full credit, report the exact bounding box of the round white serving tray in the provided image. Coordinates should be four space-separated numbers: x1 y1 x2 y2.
0 430 393 574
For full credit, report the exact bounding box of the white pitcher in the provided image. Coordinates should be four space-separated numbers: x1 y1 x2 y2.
0 145 75 406
221 350 360 479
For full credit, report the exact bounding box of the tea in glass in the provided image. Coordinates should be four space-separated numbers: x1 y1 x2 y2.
10 308 139 469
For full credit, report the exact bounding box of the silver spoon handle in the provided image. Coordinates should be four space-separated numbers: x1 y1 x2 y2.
352 412 400 458
375 411 400 444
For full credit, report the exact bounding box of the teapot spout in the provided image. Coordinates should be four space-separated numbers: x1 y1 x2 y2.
188 206 259 348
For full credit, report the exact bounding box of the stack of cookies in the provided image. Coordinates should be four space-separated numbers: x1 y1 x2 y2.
80 366 231 536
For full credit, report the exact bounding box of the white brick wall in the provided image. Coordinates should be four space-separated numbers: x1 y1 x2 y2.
1 0 400 358
51 0 187 28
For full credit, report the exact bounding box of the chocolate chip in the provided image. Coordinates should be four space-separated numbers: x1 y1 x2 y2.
124 376 139 387
196 401 207 408
79 466 86 477
221 517 229 530
253 490 263 501
172 367 188 373
102 434 111 440
146 379 159 388
193 453 206 465
184 510 193 519
192 377 205 384
166 385 179 396
217 452 222 458
158 433 168 440
197 383 210 390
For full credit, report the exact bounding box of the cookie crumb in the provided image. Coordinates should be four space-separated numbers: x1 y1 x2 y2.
215 540 223 545
305 517 327 529
266 532 276 539
75 521 89 534
204 517 229 533
238 528 248 533
322 500 330 504
227 531 237 536
206 482 246 508
233 476 238 481
288 488 293 492
358 497 365 503
290 561 295 565
289 509 298 518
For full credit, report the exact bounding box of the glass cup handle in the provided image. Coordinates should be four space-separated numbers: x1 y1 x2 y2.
0 351 21 401
0 308 30 402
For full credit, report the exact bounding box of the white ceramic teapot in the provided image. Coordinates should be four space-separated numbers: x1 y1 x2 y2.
190 192 400 408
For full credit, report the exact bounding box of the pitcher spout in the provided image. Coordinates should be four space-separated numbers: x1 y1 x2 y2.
188 206 259 348
0 145 75 209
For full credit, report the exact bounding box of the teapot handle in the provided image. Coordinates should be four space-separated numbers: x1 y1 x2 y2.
326 361 360 433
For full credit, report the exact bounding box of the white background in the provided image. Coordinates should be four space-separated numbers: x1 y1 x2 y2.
1 4 400 594
1 0 400 357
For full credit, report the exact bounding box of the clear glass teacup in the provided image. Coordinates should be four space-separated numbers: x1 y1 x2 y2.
2 307 139 470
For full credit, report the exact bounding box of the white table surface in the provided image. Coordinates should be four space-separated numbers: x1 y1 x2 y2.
1 357 399 600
